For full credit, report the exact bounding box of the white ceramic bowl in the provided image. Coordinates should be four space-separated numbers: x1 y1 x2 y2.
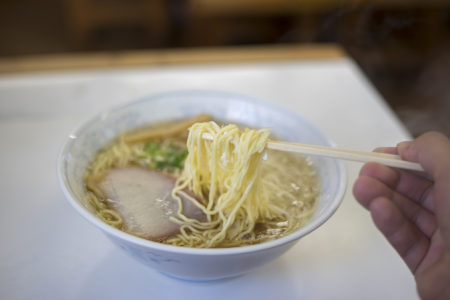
57 90 346 281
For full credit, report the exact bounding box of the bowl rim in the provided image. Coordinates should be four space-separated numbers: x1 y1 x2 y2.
57 89 347 256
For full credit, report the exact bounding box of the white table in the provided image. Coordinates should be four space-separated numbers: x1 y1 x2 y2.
0 49 419 299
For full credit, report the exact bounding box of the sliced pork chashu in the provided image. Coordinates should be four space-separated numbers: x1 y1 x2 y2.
97 167 204 240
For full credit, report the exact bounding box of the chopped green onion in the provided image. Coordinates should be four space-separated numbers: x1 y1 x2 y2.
142 141 188 171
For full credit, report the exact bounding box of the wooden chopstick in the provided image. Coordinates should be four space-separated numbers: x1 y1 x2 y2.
201 133 423 171
267 140 424 172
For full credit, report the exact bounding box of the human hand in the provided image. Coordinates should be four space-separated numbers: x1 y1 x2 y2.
353 131 450 300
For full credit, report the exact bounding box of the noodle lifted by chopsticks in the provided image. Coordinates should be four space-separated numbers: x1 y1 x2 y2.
169 121 290 248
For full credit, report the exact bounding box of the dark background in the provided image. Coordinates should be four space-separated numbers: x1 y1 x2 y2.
1 0 449 137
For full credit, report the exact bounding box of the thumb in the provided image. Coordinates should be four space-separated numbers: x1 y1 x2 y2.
397 132 450 180
397 131 450 248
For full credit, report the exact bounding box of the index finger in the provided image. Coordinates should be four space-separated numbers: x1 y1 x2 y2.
374 146 398 155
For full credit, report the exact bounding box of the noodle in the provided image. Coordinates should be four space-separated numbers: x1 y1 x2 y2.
83 117 319 248
167 122 318 248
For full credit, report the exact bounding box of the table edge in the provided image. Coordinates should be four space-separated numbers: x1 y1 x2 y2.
0 44 345 74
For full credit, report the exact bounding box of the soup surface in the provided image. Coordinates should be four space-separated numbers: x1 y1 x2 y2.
84 116 319 248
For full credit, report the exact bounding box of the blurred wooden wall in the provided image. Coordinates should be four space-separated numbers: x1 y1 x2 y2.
0 0 449 55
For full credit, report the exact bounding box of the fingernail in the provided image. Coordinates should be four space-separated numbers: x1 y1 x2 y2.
397 141 411 158
397 141 411 151
397 141 419 160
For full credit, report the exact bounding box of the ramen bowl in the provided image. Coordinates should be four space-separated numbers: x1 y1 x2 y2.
57 90 346 281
